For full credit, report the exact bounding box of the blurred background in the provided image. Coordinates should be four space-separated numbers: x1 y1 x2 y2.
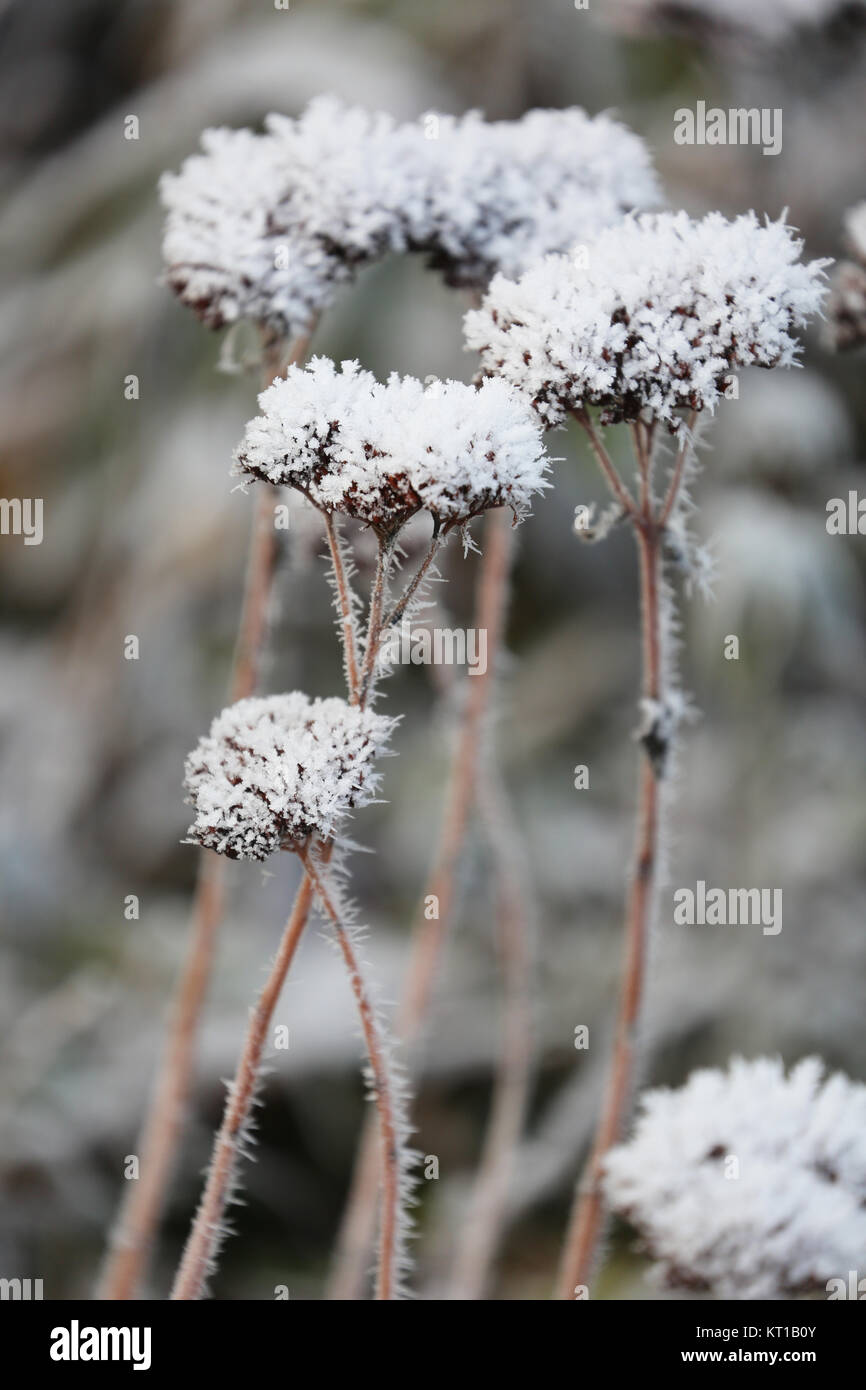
1 0 865 1301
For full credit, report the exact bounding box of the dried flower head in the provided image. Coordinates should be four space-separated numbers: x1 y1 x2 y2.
465 211 829 430
160 98 659 335
405 107 660 288
184 693 394 861
160 97 418 338
604 1056 866 1299
234 356 550 532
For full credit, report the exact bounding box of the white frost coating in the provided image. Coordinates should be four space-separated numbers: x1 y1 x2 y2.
604 1056 866 1299
183 693 394 861
465 211 829 429
160 97 419 335
235 356 550 530
405 107 661 287
160 98 659 335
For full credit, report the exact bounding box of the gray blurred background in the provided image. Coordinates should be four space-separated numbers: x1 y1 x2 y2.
1 0 864 1300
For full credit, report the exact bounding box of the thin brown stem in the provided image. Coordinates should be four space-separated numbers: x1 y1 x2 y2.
323 511 361 703
298 846 404 1302
382 525 443 632
98 325 316 1301
327 505 514 1300
576 412 638 520
450 754 533 1300
358 533 392 707
555 518 662 1299
170 865 317 1301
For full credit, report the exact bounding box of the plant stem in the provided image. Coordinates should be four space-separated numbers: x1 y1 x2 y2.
323 510 361 703
358 533 393 706
170 866 317 1301
576 411 637 519
326 504 515 1300
556 422 668 1299
98 325 315 1301
299 845 405 1302
382 524 443 632
450 753 533 1300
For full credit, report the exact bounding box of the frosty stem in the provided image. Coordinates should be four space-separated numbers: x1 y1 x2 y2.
358 533 394 705
97 326 315 1302
556 415 671 1298
323 511 361 703
170 864 318 1301
298 844 404 1301
327 503 516 1300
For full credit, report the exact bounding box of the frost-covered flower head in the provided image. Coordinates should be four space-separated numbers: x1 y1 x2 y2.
465 211 829 430
405 107 660 288
160 97 418 337
160 98 659 334
184 693 394 861
604 1056 866 1299
235 356 550 533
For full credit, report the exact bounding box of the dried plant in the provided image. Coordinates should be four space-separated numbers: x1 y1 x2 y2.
466 209 828 1296
167 355 548 1298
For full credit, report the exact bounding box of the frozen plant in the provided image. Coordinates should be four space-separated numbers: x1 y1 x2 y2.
171 693 416 1301
235 357 549 533
160 96 419 342
183 694 394 862
604 1056 866 1299
404 107 661 289
329 109 660 1303
466 208 828 1297
169 357 549 1301
466 211 827 432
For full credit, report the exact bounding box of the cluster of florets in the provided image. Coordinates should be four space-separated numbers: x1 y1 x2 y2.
160 98 419 335
465 211 829 430
403 106 660 288
604 1056 866 1299
183 694 394 861
161 98 659 337
234 356 550 533
826 199 866 351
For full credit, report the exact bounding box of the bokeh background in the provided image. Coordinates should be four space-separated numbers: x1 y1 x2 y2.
2 0 865 1300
